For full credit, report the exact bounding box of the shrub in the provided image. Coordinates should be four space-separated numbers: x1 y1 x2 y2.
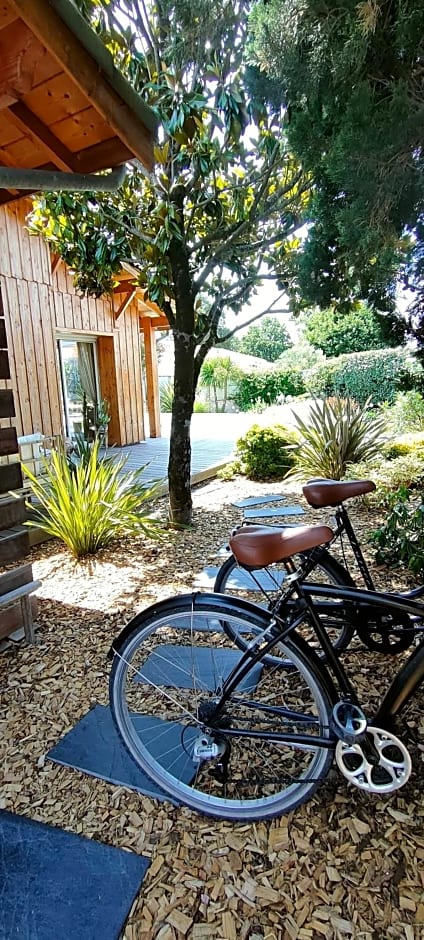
290 397 386 480
304 347 418 406
348 452 424 502
193 400 209 413
234 424 298 481
24 439 162 558
67 431 93 470
277 341 325 373
382 390 424 434
382 432 424 460
217 460 242 481
371 487 424 574
234 369 305 412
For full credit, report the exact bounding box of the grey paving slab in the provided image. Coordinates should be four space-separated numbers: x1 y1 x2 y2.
138 644 262 692
194 565 287 592
0 807 150 940
232 494 286 508
47 704 192 802
243 506 305 519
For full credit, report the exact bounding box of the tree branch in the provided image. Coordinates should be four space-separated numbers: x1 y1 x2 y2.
217 293 290 343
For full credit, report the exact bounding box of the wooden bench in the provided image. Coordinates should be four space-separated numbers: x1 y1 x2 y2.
0 564 41 645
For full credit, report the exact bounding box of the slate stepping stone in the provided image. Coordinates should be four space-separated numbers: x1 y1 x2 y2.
232 494 286 508
47 704 188 801
48 642 263 798
193 565 223 589
243 506 305 519
0 807 150 940
194 565 286 593
137 644 262 692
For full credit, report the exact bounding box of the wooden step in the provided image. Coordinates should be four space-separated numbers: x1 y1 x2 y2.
0 564 39 643
0 494 27 529
0 525 29 563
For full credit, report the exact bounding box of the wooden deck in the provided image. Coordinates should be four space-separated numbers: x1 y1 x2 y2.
107 413 246 493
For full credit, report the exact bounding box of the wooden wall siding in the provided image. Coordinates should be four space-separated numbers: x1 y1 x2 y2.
0 277 15 429
114 296 145 445
0 202 145 445
0 278 23 498
0 298 9 379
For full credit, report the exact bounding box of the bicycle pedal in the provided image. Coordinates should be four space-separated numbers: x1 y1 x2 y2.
331 701 367 744
336 726 412 794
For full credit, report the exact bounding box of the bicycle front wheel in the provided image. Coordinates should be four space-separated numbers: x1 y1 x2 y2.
109 593 334 821
214 549 354 658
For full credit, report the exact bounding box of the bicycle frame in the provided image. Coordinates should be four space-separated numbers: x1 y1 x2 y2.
212 582 424 746
291 581 424 714
322 502 424 600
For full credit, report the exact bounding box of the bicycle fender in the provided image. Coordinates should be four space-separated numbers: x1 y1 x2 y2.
108 591 281 659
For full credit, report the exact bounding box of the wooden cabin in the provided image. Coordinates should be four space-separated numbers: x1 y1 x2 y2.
0 0 161 572
0 0 156 202
0 200 167 449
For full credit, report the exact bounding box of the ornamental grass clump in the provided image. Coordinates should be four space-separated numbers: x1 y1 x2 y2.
290 396 386 480
24 439 162 558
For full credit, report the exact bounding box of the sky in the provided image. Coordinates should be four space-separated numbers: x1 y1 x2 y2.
225 280 300 340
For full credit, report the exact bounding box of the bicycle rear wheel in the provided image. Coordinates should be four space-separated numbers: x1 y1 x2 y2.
214 549 354 658
109 593 334 821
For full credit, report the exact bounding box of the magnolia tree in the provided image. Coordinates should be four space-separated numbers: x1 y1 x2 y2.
30 0 309 525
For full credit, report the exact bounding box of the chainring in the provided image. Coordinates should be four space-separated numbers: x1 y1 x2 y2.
356 610 415 654
336 726 412 794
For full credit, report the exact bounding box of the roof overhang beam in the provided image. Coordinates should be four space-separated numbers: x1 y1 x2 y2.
0 164 126 192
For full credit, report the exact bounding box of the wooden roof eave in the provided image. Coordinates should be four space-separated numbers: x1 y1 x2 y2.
113 274 169 327
9 0 158 172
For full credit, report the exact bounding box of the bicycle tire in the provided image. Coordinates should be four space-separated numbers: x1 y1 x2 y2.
109 592 334 821
214 548 355 659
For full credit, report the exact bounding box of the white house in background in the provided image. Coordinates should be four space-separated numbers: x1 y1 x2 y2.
157 336 270 411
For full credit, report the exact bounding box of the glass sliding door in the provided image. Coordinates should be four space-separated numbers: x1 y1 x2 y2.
57 336 100 440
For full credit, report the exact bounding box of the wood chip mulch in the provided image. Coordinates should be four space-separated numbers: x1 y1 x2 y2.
1 476 424 940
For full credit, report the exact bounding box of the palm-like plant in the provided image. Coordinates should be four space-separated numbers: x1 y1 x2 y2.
199 357 240 412
290 396 386 480
24 439 162 558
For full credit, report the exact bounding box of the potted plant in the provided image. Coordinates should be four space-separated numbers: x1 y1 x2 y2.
95 398 111 448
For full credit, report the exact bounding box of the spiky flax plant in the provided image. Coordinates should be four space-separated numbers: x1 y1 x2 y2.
24 439 162 558
290 396 386 480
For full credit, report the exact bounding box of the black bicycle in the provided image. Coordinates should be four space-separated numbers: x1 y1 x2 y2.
109 521 424 821
214 478 424 656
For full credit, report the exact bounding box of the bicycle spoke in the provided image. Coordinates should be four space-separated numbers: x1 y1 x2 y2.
110 595 334 820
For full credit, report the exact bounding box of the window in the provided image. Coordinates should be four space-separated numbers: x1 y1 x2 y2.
57 336 100 439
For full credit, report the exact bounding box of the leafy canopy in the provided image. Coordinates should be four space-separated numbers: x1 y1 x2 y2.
239 315 292 361
30 0 308 333
248 0 424 319
303 303 406 358
29 0 311 526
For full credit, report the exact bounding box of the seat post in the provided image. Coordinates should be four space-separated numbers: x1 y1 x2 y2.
337 504 375 590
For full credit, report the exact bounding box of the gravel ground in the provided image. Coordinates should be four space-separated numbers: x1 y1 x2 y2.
1 475 424 940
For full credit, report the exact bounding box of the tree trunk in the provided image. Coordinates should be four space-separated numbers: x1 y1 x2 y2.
213 383 219 413
168 329 196 526
168 231 196 527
